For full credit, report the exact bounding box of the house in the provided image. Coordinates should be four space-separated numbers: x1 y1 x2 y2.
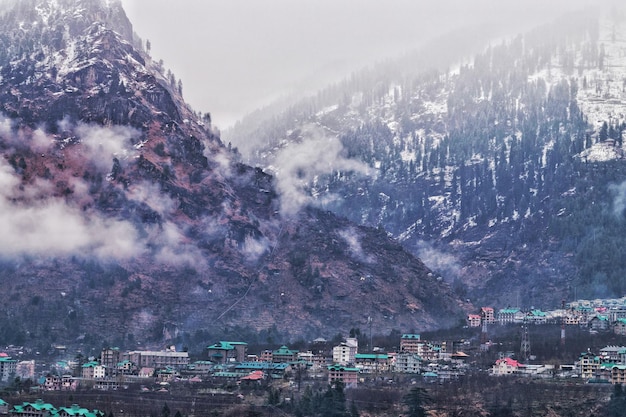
327 364 358 388
57 404 105 417
207 342 248 364
9 399 57 417
589 315 610 332
272 346 299 363
354 354 390 373
0 399 8 415
467 314 481 328
606 364 626 385
491 357 523 376
0 356 17 383
394 352 421 374
43 375 75 391
332 338 358 365
481 307 496 324
526 309 548 324
579 352 601 380
81 362 106 380
116 360 136 375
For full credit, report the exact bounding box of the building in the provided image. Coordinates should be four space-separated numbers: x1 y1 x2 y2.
327 364 358 388
589 315 610 332
332 338 358 366
126 349 190 369
579 352 601 380
354 354 390 373
272 346 298 363
467 314 481 327
497 308 523 325
57 404 104 417
15 360 35 380
0 356 17 383
100 347 122 375
491 357 523 376
81 362 106 380
43 375 75 391
394 352 421 374
9 399 57 417
207 342 248 364
399 334 421 353
0 399 8 415
481 307 496 324
614 318 626 335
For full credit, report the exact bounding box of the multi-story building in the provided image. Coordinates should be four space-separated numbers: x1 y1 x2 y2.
332 338 358 366
126 349 190 369
467 314 481 327
0 356 17 383
354 354 390 373
481 307 496 324
272 346 298 363
100 347 122 375
579 352 601 380
399 334 421 353
394 352 421 374
497 308 523 325
81 362 106 379
207 342 248 364
327 364 358 388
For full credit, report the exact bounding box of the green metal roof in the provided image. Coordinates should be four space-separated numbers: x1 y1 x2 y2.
328 364 359 372
273 345 298 355
401 334 420 339
499 308 520 314
207 341 247 350
58 404 103 417
355 353 389 360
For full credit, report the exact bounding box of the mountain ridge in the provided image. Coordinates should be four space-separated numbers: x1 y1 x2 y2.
0 0 464 350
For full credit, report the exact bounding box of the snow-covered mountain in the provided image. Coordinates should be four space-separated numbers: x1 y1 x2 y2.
0 0 465 349
227 8 626 308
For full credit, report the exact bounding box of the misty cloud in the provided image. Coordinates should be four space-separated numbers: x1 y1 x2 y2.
0 159 144 259
240 235 270 263
76 123 140 172
610 180 626 219
412 240 461 281
338 227 374 264
271 125 372 216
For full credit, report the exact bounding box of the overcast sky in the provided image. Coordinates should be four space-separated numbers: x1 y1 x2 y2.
120 0 600 129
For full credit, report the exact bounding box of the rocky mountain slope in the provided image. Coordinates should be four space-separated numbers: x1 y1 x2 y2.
227 8 626 309
0 0 466 351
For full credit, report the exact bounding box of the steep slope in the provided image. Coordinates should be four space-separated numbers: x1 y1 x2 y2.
227 8 626 308
0 0 464 350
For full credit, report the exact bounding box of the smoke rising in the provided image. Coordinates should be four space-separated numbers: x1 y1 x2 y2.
338 227 374 264
271 124 372 216
411 240 461 281
610 180 626 219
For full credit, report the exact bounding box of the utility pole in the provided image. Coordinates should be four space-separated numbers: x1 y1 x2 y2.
520 320 531 363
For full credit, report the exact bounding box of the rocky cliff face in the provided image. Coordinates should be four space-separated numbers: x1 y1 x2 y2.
0 0 465 351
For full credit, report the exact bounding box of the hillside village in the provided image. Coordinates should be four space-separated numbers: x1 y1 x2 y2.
0 296 626 416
